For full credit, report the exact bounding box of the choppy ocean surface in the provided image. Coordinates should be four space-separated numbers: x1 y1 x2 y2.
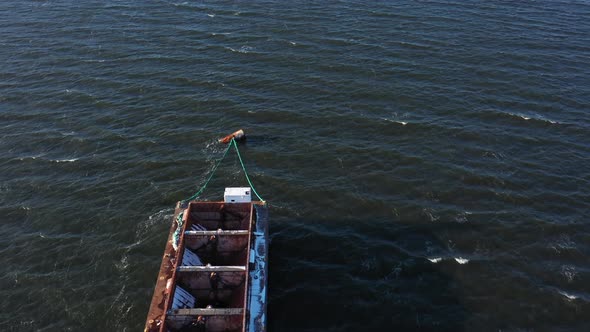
1 0 590 331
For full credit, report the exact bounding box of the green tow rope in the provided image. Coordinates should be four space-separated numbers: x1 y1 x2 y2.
231 138 265 203
182 138 266 204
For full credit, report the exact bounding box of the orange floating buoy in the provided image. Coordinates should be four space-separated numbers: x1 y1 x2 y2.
218 129 245 144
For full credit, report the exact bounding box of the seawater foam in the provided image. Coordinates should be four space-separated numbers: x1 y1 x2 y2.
426 257 469 264
226 46 254 54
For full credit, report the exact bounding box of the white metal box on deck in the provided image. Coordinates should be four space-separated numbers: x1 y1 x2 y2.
224 187 251 203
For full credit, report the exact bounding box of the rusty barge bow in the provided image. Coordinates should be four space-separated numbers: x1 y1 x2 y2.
145 190 268 332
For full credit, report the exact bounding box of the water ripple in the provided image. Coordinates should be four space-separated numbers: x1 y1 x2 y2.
1 0 589 331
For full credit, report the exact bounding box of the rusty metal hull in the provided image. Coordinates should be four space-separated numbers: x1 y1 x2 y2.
145 201 268 332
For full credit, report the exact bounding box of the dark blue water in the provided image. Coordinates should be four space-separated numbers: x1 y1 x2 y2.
1 0 590 331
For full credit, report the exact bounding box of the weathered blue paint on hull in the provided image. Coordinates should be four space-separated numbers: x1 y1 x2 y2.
247 204 269 332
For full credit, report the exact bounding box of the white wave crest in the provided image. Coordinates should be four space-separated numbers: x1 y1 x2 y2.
51 158 79 163
508 112 559 124
381 117 408 125
559 291 578 301
455 257 469 264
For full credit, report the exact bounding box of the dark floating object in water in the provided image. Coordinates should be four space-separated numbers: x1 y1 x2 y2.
145 188 268 332
219 129 245 144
